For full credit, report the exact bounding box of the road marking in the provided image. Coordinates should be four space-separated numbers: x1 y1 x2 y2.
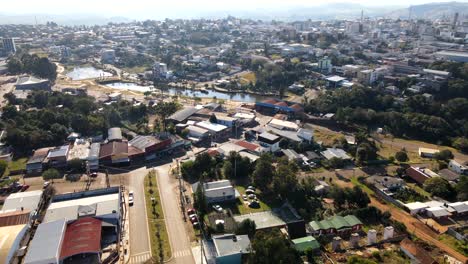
174 249 192 258
130 252 151 263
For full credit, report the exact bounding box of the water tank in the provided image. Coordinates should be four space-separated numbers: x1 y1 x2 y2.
332 236 342 252
367 229 377 245
383 226 394 240
350 233 360 248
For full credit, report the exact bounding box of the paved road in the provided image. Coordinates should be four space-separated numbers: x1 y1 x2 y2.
155 164 195 264
127 167 152 264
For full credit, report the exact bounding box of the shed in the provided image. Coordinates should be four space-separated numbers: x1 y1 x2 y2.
292 236 320 252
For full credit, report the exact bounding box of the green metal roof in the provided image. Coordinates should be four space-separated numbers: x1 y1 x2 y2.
292 236 320 252
344 215 362 227
309 215 361 231
329 215 349 230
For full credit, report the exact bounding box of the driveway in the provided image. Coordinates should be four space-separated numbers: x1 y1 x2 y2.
155 164 195 264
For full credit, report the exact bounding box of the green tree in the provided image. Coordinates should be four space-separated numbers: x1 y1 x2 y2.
434 149 454 161
236 219 256 238
222 160 233 179
453 137 468 153
68 158 85 172
7 58 23 74
251 154 274 191
193 184 207 220
0 160 7 176
424 177 455 200
395 151 409 162
209 114 218 123
153 102 179 131
456 175 468 200
42 169 61 181
247 231 301 264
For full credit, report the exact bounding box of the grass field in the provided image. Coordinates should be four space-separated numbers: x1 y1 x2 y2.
123 66 149 74
313 129 343 146
234 186 272 215
350 176 375 195
144 170 171 261
239 72 257 85
438 234 468 256
3 158 28 177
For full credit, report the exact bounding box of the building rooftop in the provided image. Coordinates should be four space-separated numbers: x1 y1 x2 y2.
292 236 320 252
167 107 198 122
196 121 228 133
1 190 43 214
24 219 66 264
129 135 161 151
212 234 250 257
47 145 69 159
0 224 28 264
320 148 351 160
44 192 119 223
60 217 102 260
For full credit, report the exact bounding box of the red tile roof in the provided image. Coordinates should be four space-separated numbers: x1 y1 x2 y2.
60 217 102 260
235 140 260 152
0 210 31 227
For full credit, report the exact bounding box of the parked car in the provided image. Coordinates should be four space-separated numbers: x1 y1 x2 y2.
242 194 248 201
212 204 223 212
128 191 134 206
192 222 200 228
20 185 30 192
190 215 198 223
245 189 255 195
187 208 196 215
248 194 256 199
43 181 50 189
247 186 256 191
90 172 98 178
249 200 260 208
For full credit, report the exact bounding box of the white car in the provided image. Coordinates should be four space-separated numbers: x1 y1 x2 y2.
128 191 134 206
212 204 223 212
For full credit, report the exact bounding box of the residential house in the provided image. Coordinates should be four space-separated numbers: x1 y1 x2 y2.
46 145 69 168
26 147 52 175
448 160 468 175
99 141 129 166
211 234 251 264
309 215 363 236
418 147 439 158
366 175 404 195
129 135 172 160
195 121 230 142
257 132 281 153
192 180 237 204
405 167 439 184
108 127 123 142
320 148 352 161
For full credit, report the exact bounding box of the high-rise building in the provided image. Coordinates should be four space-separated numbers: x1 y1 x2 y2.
2 38 16 54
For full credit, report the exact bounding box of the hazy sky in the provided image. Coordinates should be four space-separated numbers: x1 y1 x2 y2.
2 0 468 18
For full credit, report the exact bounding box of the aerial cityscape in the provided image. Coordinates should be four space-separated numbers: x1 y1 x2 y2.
1 1 468 264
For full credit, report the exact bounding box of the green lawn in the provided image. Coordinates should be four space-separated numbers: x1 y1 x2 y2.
144 170 171 261
350 177 375 195
406 183 431 199
438 234 468 256
4 158 28 177
234 186 272 215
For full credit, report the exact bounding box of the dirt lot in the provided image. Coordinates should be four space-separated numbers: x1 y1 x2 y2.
23 172 128 194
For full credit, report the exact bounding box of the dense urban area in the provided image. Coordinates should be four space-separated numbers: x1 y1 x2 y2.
1 4 468 264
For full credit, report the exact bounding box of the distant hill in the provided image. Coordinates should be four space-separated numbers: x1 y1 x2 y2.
386 2 468 20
